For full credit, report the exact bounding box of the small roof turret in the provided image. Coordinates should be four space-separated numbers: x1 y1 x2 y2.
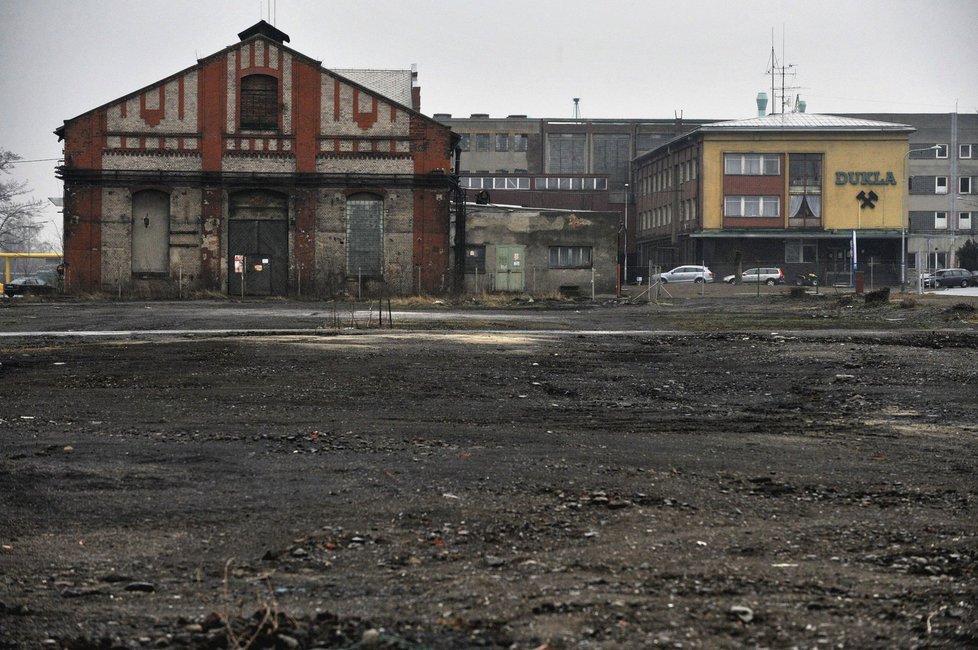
237 20 290 44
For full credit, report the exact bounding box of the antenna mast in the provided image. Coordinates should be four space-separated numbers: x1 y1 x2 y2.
573 98 581 119
766 28 799 114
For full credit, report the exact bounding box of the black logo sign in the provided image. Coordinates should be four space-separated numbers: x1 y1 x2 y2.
856 190 879 209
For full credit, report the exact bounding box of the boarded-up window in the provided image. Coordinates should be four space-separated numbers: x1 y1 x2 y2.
464 245 486 273
592 134 630 186
346 193 384 276
240 74 278 130
548 134 586 173
131 190 169 274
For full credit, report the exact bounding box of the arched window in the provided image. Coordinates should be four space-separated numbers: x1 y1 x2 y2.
346 193 384 276
240 74 278 130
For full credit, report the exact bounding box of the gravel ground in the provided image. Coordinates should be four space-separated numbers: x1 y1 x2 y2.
1 291 976 649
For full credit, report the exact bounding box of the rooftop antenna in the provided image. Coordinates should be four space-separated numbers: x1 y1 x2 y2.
766 27 800 113
573 97 581 119
263 0 276 24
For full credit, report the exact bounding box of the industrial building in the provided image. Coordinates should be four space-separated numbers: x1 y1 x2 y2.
56 21 459 297
444 109 978 285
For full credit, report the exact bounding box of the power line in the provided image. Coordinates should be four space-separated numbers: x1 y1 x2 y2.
4 158 62 165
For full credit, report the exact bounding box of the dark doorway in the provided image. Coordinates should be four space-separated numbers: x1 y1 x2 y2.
228 191 288 296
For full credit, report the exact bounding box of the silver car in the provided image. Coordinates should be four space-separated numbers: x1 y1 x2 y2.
723 267 784 285
658 265 715 283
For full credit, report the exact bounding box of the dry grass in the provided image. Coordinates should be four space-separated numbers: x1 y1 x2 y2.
218 559 282 650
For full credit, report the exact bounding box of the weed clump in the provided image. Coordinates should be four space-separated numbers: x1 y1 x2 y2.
863 287 890 306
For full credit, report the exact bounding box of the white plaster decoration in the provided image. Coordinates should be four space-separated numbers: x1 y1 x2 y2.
282 53 293 136
226 52 237 133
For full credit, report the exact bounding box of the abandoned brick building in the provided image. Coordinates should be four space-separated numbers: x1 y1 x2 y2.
56 21 459 297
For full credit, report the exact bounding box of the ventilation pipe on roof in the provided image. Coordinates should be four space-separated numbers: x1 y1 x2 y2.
756 92 768 117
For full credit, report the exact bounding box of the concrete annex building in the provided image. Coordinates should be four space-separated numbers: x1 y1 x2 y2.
56 22 458 297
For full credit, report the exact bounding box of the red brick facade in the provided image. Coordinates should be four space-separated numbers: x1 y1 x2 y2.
57 21 457 296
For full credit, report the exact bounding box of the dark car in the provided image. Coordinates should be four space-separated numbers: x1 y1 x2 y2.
3 276 58 297
927 268 975 288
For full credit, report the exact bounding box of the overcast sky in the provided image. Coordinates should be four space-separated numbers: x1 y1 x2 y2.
2 0 977 247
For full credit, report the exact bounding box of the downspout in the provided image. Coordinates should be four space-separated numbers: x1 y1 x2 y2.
452 142 466 284
950 111 958 265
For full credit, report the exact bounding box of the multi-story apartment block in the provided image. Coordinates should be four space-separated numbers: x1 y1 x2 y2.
847 113 978 274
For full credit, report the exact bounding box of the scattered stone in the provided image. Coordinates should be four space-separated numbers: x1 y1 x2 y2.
201 612 224 631
61 587 104 598
101 572 133 583
729 605 754 623
361 628 381 646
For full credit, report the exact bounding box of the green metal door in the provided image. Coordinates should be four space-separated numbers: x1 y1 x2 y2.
495 245 525 292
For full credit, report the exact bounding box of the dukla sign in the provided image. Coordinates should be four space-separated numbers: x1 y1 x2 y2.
835 171 897 186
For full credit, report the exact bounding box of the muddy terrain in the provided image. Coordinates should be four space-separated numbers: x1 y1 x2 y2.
1 290 976 648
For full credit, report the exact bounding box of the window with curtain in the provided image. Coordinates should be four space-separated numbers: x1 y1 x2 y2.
788 153 822 221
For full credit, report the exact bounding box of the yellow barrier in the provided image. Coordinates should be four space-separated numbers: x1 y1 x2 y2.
1 253 63 283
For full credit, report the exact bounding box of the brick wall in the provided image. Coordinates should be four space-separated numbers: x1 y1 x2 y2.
59 30 455 296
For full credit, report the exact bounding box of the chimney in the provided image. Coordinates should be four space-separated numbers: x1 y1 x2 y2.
411 63 420 112
756 92 768 117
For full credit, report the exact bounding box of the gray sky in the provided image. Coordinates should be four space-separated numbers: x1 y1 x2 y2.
2 0 977 247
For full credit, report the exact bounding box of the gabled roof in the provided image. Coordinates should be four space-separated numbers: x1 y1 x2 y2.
699 112 915 133
332 69 414 108
58 24 447 135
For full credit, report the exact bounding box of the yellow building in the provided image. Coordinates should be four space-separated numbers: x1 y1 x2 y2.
634 113 914 285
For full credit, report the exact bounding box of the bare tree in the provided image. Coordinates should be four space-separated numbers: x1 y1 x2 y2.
0 149 45 252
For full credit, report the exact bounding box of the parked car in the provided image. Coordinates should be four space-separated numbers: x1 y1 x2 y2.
34 267 63 288
923 268 976 288
658 265 715 283
3 276 58 297
723 267 784 285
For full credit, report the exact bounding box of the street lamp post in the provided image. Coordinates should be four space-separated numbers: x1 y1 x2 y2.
902 144 941 292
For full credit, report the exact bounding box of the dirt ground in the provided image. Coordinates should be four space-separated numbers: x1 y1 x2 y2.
1 288 977 649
